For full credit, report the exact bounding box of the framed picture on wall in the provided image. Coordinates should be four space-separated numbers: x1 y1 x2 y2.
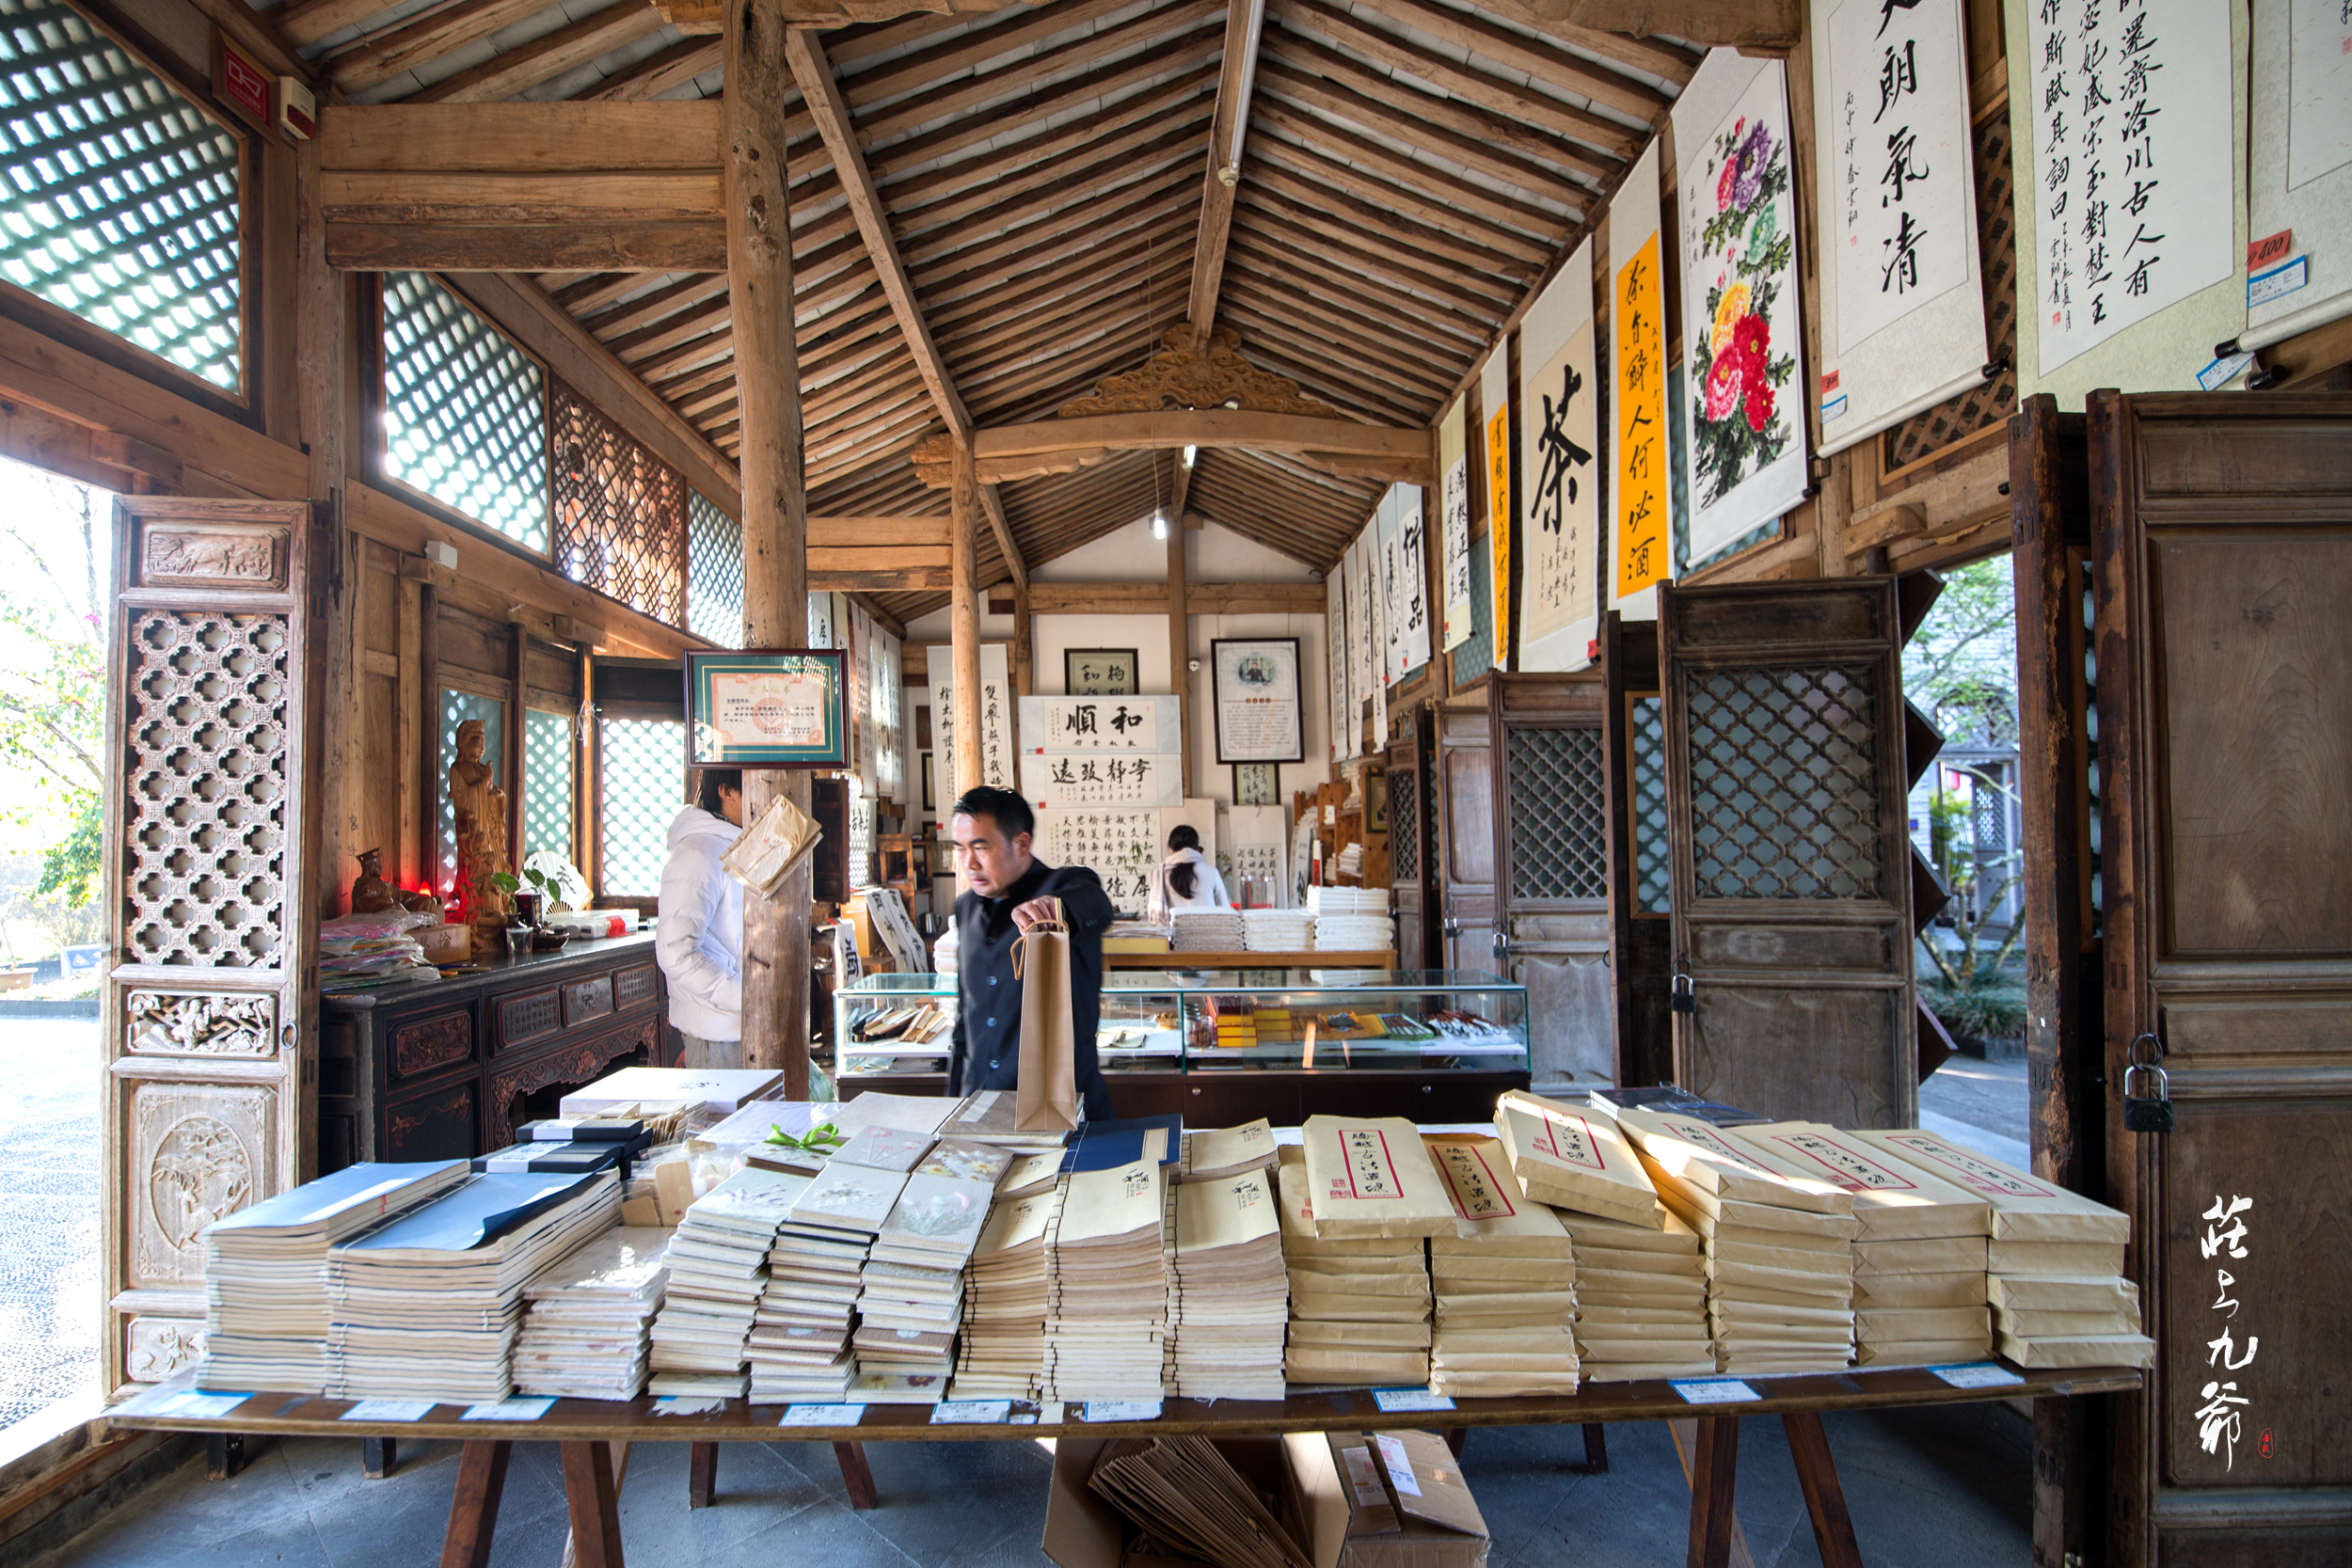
1367 769 1389 833
1211 638 1305 764
1065 648 1139 694
684 648 849 768
1233 762 1279 806
920 751 935 812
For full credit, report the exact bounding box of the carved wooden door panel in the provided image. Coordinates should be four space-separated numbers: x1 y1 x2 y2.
1603 613 1674 1087
1660 579 1916 1128
101 498 321 1395
2088 391 2352 1567
1384 705 1437 972
1492 673 1614 1087
1432 696 1499 977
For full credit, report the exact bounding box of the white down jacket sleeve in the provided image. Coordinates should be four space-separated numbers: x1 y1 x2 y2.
656 807 743 1037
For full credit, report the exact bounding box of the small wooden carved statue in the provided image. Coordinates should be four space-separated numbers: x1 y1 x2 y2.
350 847 438 914
449 719 512 944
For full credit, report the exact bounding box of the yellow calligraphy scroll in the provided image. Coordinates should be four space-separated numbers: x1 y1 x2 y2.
1485 404 1511 668
1614 231 1670 599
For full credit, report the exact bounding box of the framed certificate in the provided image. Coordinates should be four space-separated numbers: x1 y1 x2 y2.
685 648 849 768
1064 647 1139 694
1210 637 1304 764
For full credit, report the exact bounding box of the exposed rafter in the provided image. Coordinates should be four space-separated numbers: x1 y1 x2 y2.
1185 0 1264 338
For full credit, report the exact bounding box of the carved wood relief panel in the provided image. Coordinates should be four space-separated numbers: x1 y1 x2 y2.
390 1010 473 1080
135 521 289 591
128 1081 275 1291
125 989 278 1056
562 975 612 1026
495 988 561 1053
126 1316 208 1384
615 963 657 1009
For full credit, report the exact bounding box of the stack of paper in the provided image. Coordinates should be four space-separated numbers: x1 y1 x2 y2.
938 1088 1071 1152
829 1091 958 1139
1312 913 1392 951
1492 1092 1666 1226
650 1164 808 1399
1168 1166 1289 1400
952 1186 1059 1398
1240 908 1314 951
1862 1130 2152 1369
856 1156 996 1382
1307 886 1385 915
199 1160 469 1394
1276 1147 1431 1386
1172 908 1246 951
721 790 824 898
1086 1435 1314 1568
1556 1208 1715 1381
561 1065 783 1117
1617 1107 1858 1375
1178 1118 1279 1183
326 1171 617 1404
997 1148 1065 1201
1424 1134 1579 1396
1041 1159 1170 1401
511 1226 669 1400
1737 1122 1994 1368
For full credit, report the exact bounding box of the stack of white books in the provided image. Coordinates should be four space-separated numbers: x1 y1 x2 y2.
1306 886 1388 951
1424 1133 1580 1397
775 1150 914 1403
512 1226 670 1401
199 1160 469 1394
1041 1159 1169 1401
1168 1165 1288 1401
951 1185 1059 1399
1274 1147 1432 1386
1862 1130 2153 1370
1617 1108 1859 1375
649 1165 809 1399
326 1171 618 1404
1171 908 1246 952
1239 909 1314 952
855 1158 996 1382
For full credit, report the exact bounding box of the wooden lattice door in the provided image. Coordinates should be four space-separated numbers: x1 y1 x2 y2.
1659 579 1917 1127
1384 705 1437 972
1602 613 1674 1087
100 498 322 1395
1432 693 1498 977
2087 391 2352 1567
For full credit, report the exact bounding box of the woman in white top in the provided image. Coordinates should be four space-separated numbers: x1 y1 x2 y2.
1149 824 1230 922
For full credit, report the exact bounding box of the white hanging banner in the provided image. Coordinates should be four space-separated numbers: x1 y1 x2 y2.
2245 1 2352 350
1611 139 1671 624
1034 809 1158 908
1518 238 1599 674
1025 752 1182 809
1343 534 1368 758
925 642 1015 791
1224 804 1289 909
1812 0 1987 455
1326 566 1348 765
1389 484 1430 680
1362 515 1389 748
1018 695 1179 754
1438 400 1472 651
1375 487 1403 684
1674 51 1810 563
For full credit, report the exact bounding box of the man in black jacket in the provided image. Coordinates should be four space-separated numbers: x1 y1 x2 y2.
945 785 1116 1120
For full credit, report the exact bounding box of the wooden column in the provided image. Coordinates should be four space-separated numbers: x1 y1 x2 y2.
1012 578 1033 697
1166 504 1190 798
950 437 982 800
727 0 811 1092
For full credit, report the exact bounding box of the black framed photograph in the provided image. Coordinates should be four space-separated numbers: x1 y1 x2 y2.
920 751 935 812
1367 769 1389 833
1232 762 1279 806
1210 637 1304 764
685 648 849 768
1065 647 1139 694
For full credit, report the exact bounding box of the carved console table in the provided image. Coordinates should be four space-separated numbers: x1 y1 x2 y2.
318 933 672 1172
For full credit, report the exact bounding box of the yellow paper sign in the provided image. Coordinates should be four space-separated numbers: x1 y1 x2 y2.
1485 404 1511 668
1614 232 1670 599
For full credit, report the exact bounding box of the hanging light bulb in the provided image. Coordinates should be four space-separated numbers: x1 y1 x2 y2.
1152 509 1169 541
1183 444 1198 468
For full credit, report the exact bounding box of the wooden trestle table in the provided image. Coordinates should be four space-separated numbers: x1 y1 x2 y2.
107 1364 2137 1568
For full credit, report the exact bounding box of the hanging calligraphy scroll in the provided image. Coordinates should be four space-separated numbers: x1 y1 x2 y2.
1025 752 1181 809
1812 0 1988 454
1343 533 1369 758
1517 238 1599 673
1611 140 1671 622
1362 513 1390 747
2245 1 2352 351
1385 485 1430 681
1034 808 1158 909
1438 400 1472 651
925 642 1015 790
1326 565 1348 764
2010 0 2241 404
1019 695 1179 753
1480 349 1512 673
1674 51 1810 563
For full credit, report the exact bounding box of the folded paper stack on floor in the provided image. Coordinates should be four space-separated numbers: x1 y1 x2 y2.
326 1170 618 1403
953 1184 1059 1398
1616 1107 1859 1375
1275 1125 1440 1387
1085 1434 1313 1568
511 1226 669 1400
199 1159 469 1394
1422 1133 1578 1396
855 1149 996 1384
1736 1122 1994 1367
1041 1158 1170 1400
1168 1164 1289 1399
1862 1129 2153 1370
1179 1118 1280 1182
651 1164 808 1399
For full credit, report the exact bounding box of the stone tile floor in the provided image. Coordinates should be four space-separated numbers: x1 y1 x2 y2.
0 1019 100 1429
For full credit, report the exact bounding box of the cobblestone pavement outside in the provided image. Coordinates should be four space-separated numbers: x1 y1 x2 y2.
0 1018 100 1429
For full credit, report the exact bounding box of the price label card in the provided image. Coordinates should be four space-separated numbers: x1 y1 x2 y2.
176 1391 254 1418
1930 1362 2026 1390
1372 1433 1422 1497
930 1401 1012 1425
1082 1401 1163 1422
341 1400 437 1422
1670 1379 1760 1406
780 1403 866 1427
1009 1413 1040 1425
1372 1388 1456 1413
461 1398 555 1421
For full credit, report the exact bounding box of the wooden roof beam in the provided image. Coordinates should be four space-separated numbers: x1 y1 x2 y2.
916 408 1432 485
1484 0 1794 58
1185 0 1265 339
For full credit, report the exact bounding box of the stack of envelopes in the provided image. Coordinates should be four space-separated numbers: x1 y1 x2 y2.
1556 1205 1716 1381
1616 1107 1858 1375
512 1225 670 1401
1862 1130 2153 1370
651 1164 809 1398
951 1184 1059 1399
1492 1091 1668 1227
1737 1122 1994 1367
1422 1133 1579 1396
1086 1436 1313 1568
1168 1164 1289 1400
1041 1159 1170 1400
1275 1146 1432 1386
855 1147 997 1383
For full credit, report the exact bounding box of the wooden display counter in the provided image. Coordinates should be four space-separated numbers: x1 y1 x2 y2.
1104 949 1397 969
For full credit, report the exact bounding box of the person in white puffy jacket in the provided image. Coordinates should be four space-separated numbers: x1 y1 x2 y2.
657 768 744 1068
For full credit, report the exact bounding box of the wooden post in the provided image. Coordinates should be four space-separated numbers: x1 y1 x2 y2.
1166 503 1190 798
1012 578 1033 697
950 437 982 803
727 0 811 1093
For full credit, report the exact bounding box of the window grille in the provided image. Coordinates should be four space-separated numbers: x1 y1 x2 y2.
435 689 504 896
599 717 683 897
551 380 686 626
1389 760 1419 881
382 272 548 549
523 707 573 860
1508 728 1608 900
0 0 242 390
1629 696 1672 913
1687 665 1884 900
687 490 743 648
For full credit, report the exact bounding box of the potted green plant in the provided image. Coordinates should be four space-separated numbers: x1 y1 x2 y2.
490 853 590 928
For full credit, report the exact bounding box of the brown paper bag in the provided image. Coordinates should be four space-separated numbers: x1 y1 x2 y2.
1013 906 1079 1132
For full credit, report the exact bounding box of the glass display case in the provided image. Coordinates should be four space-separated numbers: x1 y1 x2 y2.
1180 970 1526 1074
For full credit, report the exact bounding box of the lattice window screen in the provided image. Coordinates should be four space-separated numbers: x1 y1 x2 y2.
1883 112 2016 470
551 380 686 626
0 0 242 391
523 707 573 860
599 718 683 897
1450 546 1494 686
1630 696 1671 914
435 690 504 895
382 272 548 549
1688 666 1885 900
1389 759 1419 882
688 491 744 648
121 611 288 964
1508 728 1608 900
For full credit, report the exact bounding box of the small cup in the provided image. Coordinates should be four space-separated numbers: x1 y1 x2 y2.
505 925 533 959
